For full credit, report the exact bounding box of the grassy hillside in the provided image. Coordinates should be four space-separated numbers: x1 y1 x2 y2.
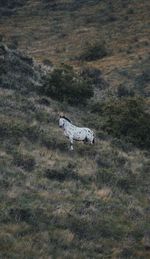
0 0 150 96
0 0 150 258
1 0 149 61
0 44 150 258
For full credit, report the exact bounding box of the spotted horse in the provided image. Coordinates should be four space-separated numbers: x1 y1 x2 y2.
59 115 95 150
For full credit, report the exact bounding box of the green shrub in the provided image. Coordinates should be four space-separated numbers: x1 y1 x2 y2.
80 42 107 61
80 67 109 89
91 97 150 150
40 65 94 105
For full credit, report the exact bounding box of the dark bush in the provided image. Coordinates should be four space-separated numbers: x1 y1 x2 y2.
68 215 125 241
80 42 107 61
0 34 3 42
91 97 150 149
117 177 134 192
45 162 77 182
0 0 28 9
117 85 134 97
9 208 33 223
38 97 51 106
135 70 150 94
42 59 53 67
96 168 115 187
13 152 36 171
90 102 104 113
80 67 109 89
127 8 134 14
40 65 94 105
8 37 19 50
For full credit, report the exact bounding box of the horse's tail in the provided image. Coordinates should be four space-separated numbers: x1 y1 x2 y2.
92 134 95 144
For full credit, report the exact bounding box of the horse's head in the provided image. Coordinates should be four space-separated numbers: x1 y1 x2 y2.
59 116 65 128
59 115 71 128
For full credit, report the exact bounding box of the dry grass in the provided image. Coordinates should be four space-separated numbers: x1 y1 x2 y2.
1 0 149 99
0 86 150 257
95 187 112 201
0 1 150 256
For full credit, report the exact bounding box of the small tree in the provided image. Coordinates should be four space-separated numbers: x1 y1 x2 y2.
40 65 94 105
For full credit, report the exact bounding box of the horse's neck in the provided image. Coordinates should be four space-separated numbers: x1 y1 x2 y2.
64 121 72 130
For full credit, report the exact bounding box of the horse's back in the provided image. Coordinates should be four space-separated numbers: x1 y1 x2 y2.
76 126 93 134
85 127 94 135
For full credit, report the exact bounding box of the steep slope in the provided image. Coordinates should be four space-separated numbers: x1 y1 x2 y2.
0 0 150 98
0 44 150 258
0 42 44 92
0 0 149 62
0 1 150 257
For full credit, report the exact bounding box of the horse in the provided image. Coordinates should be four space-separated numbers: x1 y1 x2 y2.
59 115 95 150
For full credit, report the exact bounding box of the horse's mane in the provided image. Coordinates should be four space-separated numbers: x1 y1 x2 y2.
61 116 72 123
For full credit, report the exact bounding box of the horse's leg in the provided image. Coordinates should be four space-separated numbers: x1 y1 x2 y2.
69 136 74 151
89 134 95 144
91 136 95 144
83 136 88 144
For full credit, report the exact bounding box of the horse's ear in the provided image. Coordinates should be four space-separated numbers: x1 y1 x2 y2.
59 112 64 118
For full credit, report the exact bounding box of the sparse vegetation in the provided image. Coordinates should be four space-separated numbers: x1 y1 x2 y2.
117 84 134 97
0 43 43 92
13 151 36 171
0 84 149 258
0 0 150 257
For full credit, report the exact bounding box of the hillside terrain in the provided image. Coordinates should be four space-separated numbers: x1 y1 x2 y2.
0 42 150 259
0 0 150 96
0 0 150 258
